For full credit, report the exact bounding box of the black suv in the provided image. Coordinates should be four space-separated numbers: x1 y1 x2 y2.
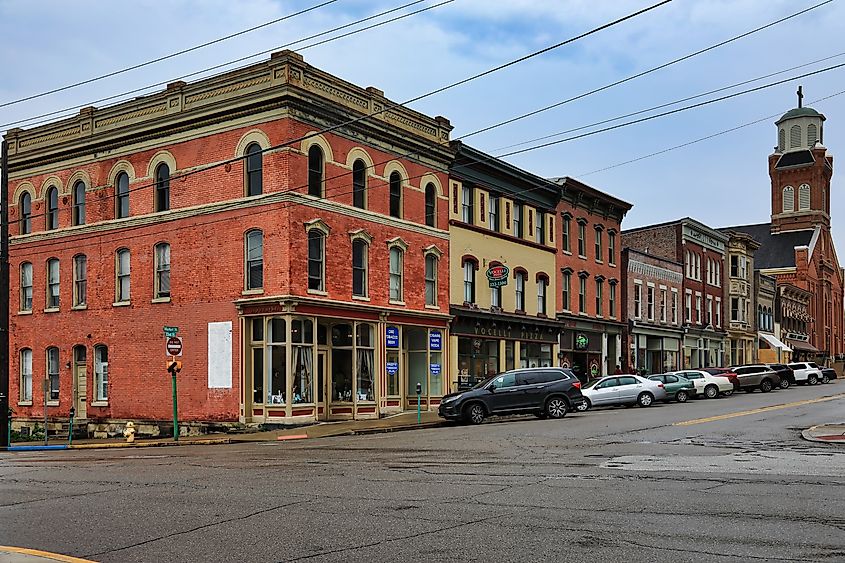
767 363 795 389
438 367 585 424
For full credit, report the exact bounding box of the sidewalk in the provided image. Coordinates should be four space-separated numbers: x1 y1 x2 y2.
6 411 446 451
802 423 845 444
0 546 94 562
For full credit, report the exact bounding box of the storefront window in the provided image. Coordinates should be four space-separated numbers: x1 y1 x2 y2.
267 318 286 405
386 349 400 396
406 328 428 395
251 318 264 405
505 340 515 371
520 342 552 368
332 324 354 402
430 350 443 396
356 324 375 401
291 319 313 404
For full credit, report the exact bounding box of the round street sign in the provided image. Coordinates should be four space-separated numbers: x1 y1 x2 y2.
166 336 183 357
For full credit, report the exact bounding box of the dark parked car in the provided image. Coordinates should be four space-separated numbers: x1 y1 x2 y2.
767 363 796 389
821 368 838 383
438 367 585 424
730 365 781 393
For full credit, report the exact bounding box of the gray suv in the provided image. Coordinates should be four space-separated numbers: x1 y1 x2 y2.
731 365 781 393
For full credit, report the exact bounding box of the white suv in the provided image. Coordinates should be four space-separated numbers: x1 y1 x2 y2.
788 362 826 385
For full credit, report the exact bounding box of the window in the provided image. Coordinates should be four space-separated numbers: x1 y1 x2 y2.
461 186 473 224
562 271 571 311
352 160 367 210
730 255 738 277
595 279 603 316
352 239 368 298
685 251 691 277
71 181 86 226
778 128 786 151
20 349 33 402
535 212 545 244
706 258 712 285
116 249 130 303
707 295 713 325
685 293 692 322
562 215 570 252
696 295 702 323
808 123 818 147
308 145 323 197
578 222 586 257
20 262 32 312
245 143 263 196
783 186 794 212
46 258 60 309
660 288 667 322
19 192 31 234
537 276 548 315
594 228 602 261
46 347 59 402
490 264 501 308
513 203 523 238
425 183 437 227
798 183 810 211
291 319 314 404
245 230 263 290
115 173 130 219
671 290 678 324
308 230 325 292
463 260 476 304
608 232 616 265
609 282 616 318
46 186 59 229
634 283 642 319
515 271 526 311
425 254 437 306
647 286 655 320
789 124 801 148
389 171 402 218
73 254 87 307
695 253 701 280
155 163 170 212
488 195 499 232
389 247 403 301
731 298 740 322
739 256 747 280
94 345 108 402
579 275 587 314
154 243 171 299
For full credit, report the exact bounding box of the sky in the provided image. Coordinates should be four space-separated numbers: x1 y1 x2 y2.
1 0 843 246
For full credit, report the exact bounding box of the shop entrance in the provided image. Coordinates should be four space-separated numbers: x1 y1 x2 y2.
73 345 87 419
316 350 328 421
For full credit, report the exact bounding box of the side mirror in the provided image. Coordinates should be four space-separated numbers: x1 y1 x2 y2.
488 384 496 392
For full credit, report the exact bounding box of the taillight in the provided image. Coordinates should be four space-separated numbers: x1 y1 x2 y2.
657 383 664 388
573 381 582 389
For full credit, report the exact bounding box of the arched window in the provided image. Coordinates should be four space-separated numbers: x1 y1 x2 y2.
352 159 366 209
46 346 59 401
155 163 170 212
46 186 59 229
46 258 60 309
789 124 801 149
807 123 817 147
425 183 437 227
94 345 109 401
389 247 404 301
782 186 794 213
115 172 130 219
352 239 368 298
20 348 32 402
72 181 86 226
308 145 324 197
425 254 438 306
758 305 763 329
20 262 33 312
73 254 87 307
778 128 785 152
154 242 171 299
116 248 131 303
389 172 402 218
308 229 325 291
798 183 810 211
18 192 31 234
245 230 263 290
245 143 263 196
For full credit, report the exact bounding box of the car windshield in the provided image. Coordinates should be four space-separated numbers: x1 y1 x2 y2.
471 375 497 390
582 379 603 389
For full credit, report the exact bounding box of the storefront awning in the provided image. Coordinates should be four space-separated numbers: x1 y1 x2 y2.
759 332 792 353
785 338 819 353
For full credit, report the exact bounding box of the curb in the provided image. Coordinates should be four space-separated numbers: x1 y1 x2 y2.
68 437 231 449
801 424 845 444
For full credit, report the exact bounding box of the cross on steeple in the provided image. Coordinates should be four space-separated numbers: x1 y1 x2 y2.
797 85 803 108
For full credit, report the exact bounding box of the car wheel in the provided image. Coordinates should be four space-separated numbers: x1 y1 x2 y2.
779 378 790 390
704 385 719 399
637 392 654 407
676 390 689 403
545 397 568 419
821 374 830 384
721 390 734 397
464 403 485 425
759 379 773 393
576 399 591 412
808 374 818 385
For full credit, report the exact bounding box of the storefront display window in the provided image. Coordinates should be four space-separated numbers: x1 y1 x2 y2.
520 342 552 368
331 324 354 402
407 328 428 395
267 318 286 405
250 318 264 404
505 340 515 371
291 318 313 404
356 324 375 401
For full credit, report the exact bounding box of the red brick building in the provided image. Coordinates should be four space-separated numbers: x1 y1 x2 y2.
5 50 454 436
553 177 632 380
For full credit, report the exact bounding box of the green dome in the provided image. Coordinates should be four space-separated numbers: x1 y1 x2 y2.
777 106 822 123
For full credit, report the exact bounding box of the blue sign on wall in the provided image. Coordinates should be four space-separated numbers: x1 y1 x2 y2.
386 362 399 375
386 326 399 348
430 363 441 375
429 330 442 350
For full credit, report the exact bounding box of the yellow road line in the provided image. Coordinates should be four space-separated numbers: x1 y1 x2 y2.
0 546 96 562
673 393 845 426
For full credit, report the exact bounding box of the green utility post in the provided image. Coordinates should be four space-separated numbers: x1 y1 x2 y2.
416 382 422 424
167 358 182 441
68 407 75 446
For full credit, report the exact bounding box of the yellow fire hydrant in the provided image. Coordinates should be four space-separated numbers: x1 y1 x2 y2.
123 421 136 444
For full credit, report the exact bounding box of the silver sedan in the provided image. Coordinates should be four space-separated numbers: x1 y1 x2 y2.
577 374 668 410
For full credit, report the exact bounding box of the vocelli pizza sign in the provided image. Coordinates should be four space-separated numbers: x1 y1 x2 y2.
486 264 510 288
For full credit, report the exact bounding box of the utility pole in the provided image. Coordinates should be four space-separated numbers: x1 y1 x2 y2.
1 140 10 449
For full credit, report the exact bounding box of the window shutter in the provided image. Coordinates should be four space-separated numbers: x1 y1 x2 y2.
807 123 817 147
789 125 801 148
798 184 810 211
782 186 794 213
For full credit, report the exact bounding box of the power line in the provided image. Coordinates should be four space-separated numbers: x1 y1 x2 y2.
0 0 438 131
0 0 341 110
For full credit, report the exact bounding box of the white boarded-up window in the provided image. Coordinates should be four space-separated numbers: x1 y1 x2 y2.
807 123 817 147
790 125 801 148
208 321 233 389
782 186 794 213
798 184 811 211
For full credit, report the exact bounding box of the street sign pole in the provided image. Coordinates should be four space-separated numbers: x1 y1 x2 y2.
171 355 178 442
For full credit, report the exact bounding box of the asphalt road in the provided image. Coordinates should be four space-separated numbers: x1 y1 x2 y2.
2 382 845 563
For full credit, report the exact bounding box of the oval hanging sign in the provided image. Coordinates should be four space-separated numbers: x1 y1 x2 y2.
486 264 510 288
